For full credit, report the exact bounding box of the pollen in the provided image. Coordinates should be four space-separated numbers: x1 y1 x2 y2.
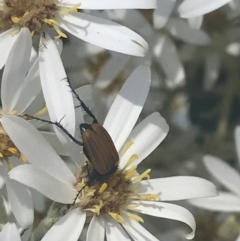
74 155 158 224
0 122 21 161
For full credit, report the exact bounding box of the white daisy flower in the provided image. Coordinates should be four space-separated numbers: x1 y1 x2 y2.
188 126 240 212
7 65 217 240
178 0 232 19
0 0 157 69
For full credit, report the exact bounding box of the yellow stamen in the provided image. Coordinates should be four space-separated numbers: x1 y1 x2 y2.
43 18 59 26
108 212 125 224
8 147 18 155
34 105 47 116
125 166 137 179
11 16 21 23
138 194 158 201
126 203 139 209
99 183 107 193
132 169 151 183
20 153 27 163
52 25 67 38
0 152 3 158
122 154 138 170
123 211 144 223
120 139 134 157
60 3 81 15
66 3 81 12
92 200 103 215
31 31 34 36
6 158 13 171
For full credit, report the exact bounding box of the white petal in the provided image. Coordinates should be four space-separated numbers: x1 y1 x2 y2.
204 155 240 195
188 192 240 212
235 126 240 165
95 53 130 90
120 112 169 168
178 0 231 18
131 200 196 239
39 33 75 143
87 216 105 241
41 132 68 156
9 165 77 204
0 223 21 241
42 209 86 241
188 16 203 29
14 57 41 114
57 12 148 56
122 215 159 241
2 115 76 184
0 28 19 70
54 39 63 54
154 36 185 88
105 217 131 241
104 65 151 151
5 177 33 228
60 0 156 9
153 0 176 29
30 46 37 64
139 176 218 201
165 19 210 46
2 28 32 113
31 188 47 213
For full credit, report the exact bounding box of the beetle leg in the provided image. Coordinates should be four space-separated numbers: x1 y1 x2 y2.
23 114 84 146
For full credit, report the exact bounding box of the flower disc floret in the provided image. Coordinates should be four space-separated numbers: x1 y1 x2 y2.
2 0 60 32
74 156 157 223
0 121 20 159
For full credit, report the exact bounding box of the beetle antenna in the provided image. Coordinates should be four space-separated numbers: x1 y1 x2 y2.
72 185 87 205
24 114 84 146
63 77 98 124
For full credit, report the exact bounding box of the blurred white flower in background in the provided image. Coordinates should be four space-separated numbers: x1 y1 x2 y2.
179 0 233 19
188 126 240 212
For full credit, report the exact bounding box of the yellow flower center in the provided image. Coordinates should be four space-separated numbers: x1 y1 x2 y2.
73 152 158 224
1 0 80 37
0 110 28 168
0 122 21 161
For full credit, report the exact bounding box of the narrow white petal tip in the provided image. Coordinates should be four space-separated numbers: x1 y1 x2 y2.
178 0 231 18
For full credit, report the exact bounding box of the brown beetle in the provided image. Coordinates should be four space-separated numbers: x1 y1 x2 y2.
80 122 119 183
25 79 119 203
